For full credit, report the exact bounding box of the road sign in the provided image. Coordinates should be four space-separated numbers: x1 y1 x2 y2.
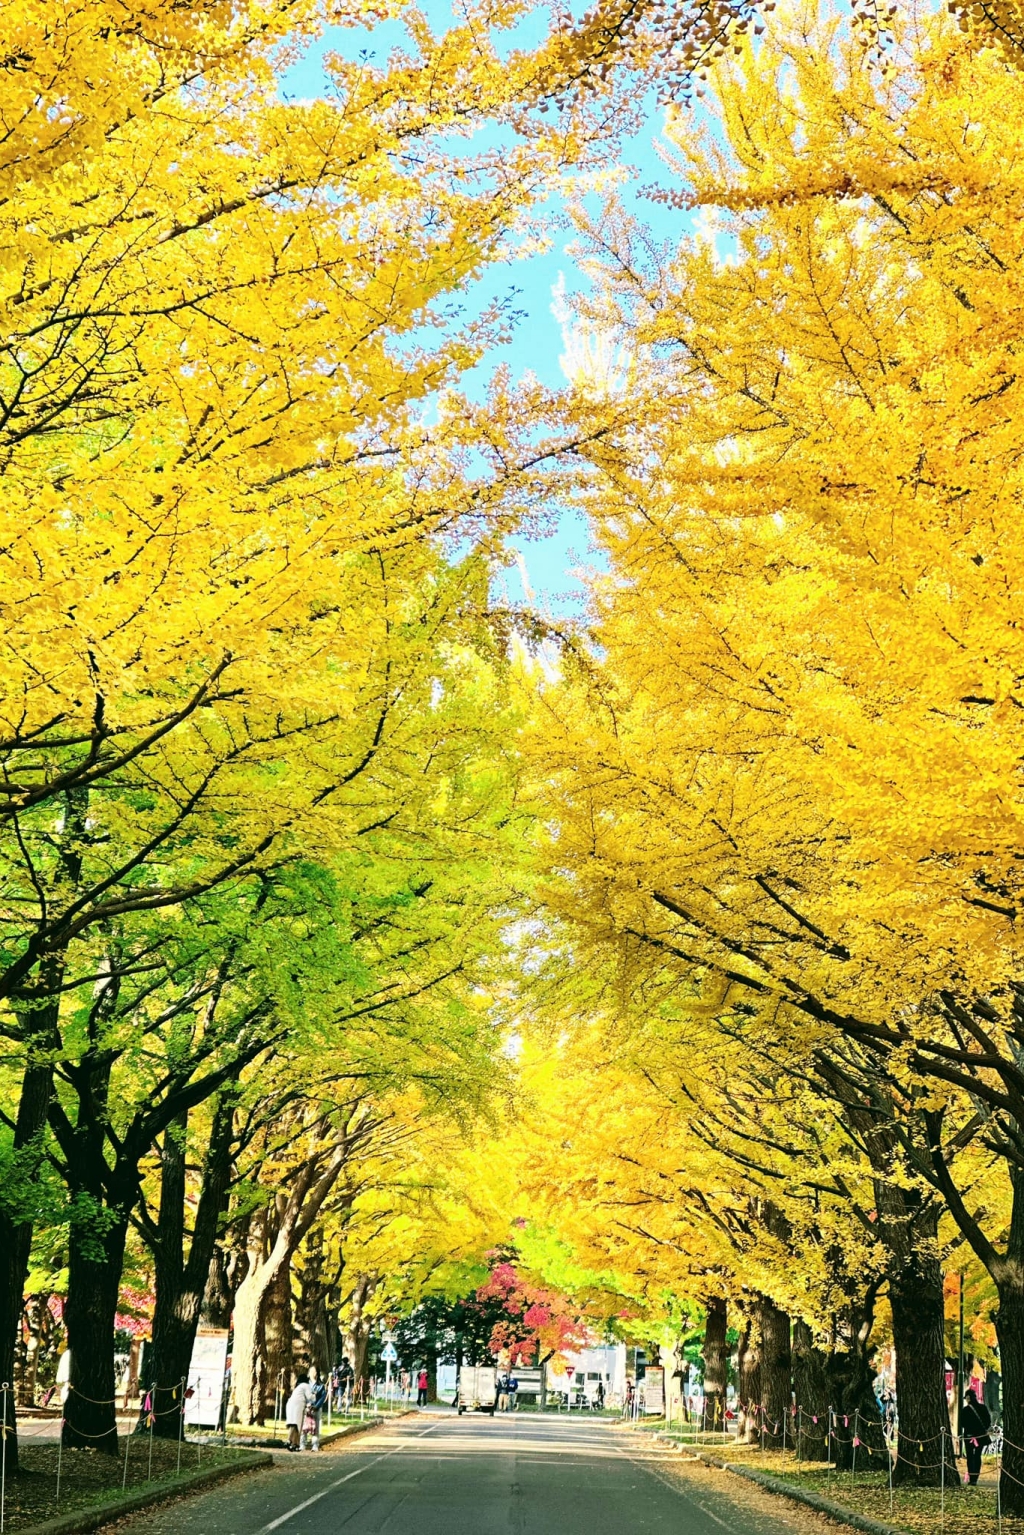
381 1342 398 1363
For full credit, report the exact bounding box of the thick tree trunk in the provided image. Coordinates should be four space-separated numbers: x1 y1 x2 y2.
888 1217 956 1485
997 1284 1024 1516
0 1058 55 1473
994 1165 1024 1517
736 1314 761 1442
63 1212 130 1453
344 1273 377 1392
792 1320 829 1460
426 1328 439 1404
143 1099 235 1436
231 1249 274 1427
201 1247 236 1330
759 1298 791 1448
872 1182 955 1486
230 1141 350 1424
701 1297 727 1433
263 1259 293 1418
826 1301 887 1472
18 1292 49 1407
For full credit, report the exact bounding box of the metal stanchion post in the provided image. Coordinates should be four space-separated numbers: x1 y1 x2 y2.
55 1419 63 1513
148 1384 155 1481
997 1453 1003 1535
123 1419 131 1490
887 1421 894 1516
827 1409 833 1498
177 1377 186 1475
851 1410 858 1490
940 1428 945 1534
796 1406 802 1469
782 1405 786 1457
1 1382 8 1534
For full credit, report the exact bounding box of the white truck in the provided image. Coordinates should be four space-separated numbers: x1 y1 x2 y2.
456 1364 497 1415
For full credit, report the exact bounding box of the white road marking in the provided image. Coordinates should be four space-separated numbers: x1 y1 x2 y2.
255 1422 439 1532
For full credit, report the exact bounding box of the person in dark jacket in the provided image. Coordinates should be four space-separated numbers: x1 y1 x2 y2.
961 1392 992 1486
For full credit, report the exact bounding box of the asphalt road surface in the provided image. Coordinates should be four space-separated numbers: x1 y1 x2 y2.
107 1412 830 1535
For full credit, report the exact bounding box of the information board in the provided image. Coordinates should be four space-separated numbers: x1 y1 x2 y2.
185 1328 229 1427
643 1365 665 1416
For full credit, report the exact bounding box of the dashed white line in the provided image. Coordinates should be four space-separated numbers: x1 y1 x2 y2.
255 1422 438 1532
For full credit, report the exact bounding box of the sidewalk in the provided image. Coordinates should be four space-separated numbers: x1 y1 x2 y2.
621 1419 1003 1535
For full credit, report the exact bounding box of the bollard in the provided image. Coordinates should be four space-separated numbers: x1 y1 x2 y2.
148 1383 155 1482
177 1377 186 1475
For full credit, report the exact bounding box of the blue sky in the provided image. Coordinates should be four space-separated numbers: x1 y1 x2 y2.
280 19 686 615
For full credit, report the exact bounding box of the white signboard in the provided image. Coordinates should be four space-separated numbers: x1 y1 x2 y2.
185 1328 229 1427
643 1365 665 1416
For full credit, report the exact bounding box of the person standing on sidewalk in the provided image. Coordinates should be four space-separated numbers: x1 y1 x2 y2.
305 1367 327 1450
417 1368 429 1406
286 1374 312 1452
961 1391 992 1486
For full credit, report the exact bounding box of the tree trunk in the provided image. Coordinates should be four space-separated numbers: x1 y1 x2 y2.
995 1168 1024 1518
701 1297 727 1433
230 1140 350 1424
826 1300 887 1472
888 1216 955 1485
143 1098 235 1436
426 1326 439 1404
0 1058 55 1473
201 1247 236 1330
63 1211 130 1453
736 1314 761 1442
344 1273 377 1391
18 1292 48 1407
231 1240 274 1427
759 1297 791 1448
263 1259 293 1419
792 1320 829 1460
870 1180 955 1486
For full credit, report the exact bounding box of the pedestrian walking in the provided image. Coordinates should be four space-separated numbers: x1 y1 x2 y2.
961 1391 992 1486
596 1381 605 1410
507 1372 519 1411
305 1367 327 1450
285 1373 313 1452
497 1372 510 1412
417 1367 430 1406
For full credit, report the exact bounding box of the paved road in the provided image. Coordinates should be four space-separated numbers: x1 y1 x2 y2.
107 1412 824 1535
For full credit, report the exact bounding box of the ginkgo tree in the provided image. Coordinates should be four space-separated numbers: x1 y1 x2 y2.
0 0 638 1468
523 0 1024 1500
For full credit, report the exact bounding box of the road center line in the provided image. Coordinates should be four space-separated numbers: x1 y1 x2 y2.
256 1422 439 1532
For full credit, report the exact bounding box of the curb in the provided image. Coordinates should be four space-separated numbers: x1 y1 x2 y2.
225 1415 387 1450
696 1453 908 1535
12 1450 272 1535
